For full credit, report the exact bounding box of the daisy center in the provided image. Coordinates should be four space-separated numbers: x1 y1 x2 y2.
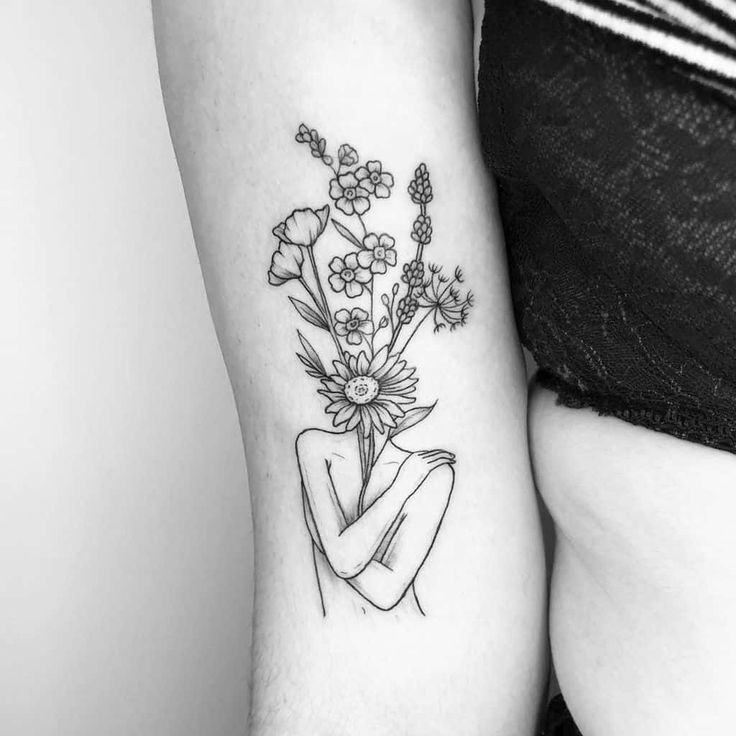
344 376 379 405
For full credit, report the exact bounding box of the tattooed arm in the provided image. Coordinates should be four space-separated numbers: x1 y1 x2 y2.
153 1 548 735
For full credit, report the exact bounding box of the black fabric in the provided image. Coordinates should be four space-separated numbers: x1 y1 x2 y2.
542 695 583 736
478 0 736 452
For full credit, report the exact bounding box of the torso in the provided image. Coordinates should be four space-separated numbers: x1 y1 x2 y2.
301 432 424 618
530 383 736 735
476 3 736 729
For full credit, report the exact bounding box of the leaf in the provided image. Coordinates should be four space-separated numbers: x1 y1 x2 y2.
331 219 363 249
296 354 324 378
290 297 329 331
297 330 326 376
389 403 436 438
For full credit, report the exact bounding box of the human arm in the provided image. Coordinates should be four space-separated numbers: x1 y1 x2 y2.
152 1 548 734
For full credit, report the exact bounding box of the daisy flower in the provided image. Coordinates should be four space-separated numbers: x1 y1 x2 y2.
319 348 417 435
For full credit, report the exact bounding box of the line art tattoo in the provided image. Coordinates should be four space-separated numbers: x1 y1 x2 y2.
267 124 474 616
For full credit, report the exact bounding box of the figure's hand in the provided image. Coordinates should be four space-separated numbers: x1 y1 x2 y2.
396 450 455 496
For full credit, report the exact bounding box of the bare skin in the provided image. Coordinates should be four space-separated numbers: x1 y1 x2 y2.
531 383 736 736
297 428 454 617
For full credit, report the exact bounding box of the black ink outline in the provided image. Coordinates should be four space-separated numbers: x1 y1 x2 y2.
268 124 474 616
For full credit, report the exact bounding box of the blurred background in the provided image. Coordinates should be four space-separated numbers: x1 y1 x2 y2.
2 2 253 734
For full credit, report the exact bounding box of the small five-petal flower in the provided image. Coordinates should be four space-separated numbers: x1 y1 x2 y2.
358 233 397 274
356 160 394 198
329 173 371 216
334 307 373 345
328 253 372 297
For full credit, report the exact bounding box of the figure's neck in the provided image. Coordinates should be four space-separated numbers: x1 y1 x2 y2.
355 428 392 463
373 430 391 459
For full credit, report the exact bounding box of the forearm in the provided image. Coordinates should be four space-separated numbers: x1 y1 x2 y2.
329 480 412 577
153 2 548 734
347 560 404 611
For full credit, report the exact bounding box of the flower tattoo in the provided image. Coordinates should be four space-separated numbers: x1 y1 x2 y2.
268 242 304 286
329 172 371 216
356 160 394 198
266 123 474 617
319 347 417 436
358 233 397 274
328 253 372 297
334 307 374 345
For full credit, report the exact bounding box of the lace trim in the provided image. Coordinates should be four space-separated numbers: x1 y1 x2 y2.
537 370 736 453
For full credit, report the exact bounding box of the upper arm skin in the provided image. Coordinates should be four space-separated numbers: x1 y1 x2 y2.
153 2 548 735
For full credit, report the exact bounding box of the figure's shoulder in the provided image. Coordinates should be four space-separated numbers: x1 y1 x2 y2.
426 463 455 491
413 462 455 512
295 427 352 455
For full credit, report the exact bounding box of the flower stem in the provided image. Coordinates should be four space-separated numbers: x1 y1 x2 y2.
368 283 375 351
396 308 432 354
357 427 375 516
306 248 345 362
298 277 324 316
356 213 368 237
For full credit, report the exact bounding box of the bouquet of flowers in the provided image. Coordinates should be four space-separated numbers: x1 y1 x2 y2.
267 124 473 515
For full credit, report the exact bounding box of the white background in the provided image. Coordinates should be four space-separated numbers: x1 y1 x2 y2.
2 2 254 734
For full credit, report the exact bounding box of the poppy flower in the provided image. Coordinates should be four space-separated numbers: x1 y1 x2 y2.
267 242 304 286
272 205 330 247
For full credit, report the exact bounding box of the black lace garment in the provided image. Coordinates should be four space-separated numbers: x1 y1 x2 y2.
478 0 736 453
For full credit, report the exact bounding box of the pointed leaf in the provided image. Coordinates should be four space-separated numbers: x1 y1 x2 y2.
297 331 326 376
331 219 363 249
389 403 436 438
296 354 324 378
290 297 329 330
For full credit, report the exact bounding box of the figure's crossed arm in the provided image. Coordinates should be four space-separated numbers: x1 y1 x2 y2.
346 464 455 610
298 430 454 579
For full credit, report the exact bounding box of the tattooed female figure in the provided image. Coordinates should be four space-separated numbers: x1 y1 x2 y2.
298 426 454 616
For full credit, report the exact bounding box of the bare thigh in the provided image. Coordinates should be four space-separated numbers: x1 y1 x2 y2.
530 384 736 736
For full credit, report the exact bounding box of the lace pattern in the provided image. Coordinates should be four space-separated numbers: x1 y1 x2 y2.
478 0 736 453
